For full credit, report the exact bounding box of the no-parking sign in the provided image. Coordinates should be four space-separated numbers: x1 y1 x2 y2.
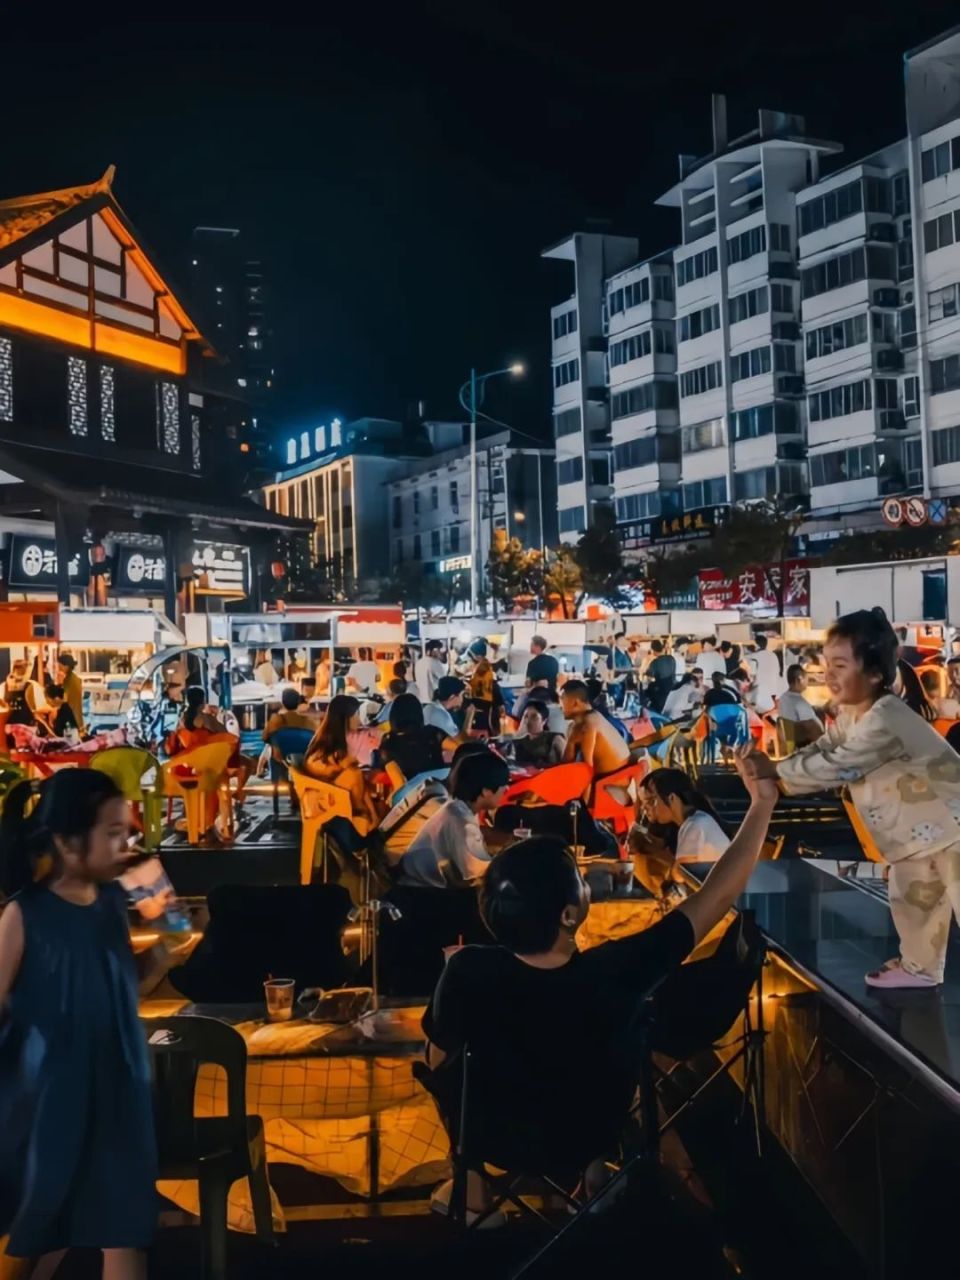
904 496 928 527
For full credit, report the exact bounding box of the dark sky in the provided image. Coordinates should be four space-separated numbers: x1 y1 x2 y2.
4 4 960 442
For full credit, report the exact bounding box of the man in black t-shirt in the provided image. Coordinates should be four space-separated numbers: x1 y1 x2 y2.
525 635 559 694
423 753 777 1213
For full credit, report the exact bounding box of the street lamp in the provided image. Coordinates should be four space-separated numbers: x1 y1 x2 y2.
458 363 525 615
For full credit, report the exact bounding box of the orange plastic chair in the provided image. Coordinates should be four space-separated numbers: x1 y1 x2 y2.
161 741 234 845
590 761 645 837
290 767 371 885
499 762 594 809
842 795 884 864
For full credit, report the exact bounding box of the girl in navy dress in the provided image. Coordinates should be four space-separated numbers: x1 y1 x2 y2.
0 770 157 1280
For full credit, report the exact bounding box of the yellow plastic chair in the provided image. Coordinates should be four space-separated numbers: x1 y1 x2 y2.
384 760 407 801
90 747 163 851
161 742 234 846
842 795 884 864
290 767 370 885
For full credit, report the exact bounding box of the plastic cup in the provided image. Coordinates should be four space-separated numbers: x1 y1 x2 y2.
264 978 295 1022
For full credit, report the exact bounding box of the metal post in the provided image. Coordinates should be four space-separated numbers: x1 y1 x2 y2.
469 367 478 617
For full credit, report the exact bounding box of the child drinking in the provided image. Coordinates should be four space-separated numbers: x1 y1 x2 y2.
748 607 960 989
0 771 156 1279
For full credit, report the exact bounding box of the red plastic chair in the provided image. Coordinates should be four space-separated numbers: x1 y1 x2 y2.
589 760 646 837
500 762 594 808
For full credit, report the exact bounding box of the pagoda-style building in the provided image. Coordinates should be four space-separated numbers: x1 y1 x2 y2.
0 167 303 614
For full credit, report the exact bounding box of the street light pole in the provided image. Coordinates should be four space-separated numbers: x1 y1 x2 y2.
469 366 478 615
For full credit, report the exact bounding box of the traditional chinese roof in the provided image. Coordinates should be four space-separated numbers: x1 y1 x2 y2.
0 166 209 351
0 443 309 534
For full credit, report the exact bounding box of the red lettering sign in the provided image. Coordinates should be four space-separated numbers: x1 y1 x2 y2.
698 560 809 615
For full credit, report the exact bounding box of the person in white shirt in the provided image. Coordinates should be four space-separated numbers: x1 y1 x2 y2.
423 676 474 738
346 647 381 695
254 652 279 686
748 633 785 713
695 637 727 683
641 768 731 864
400 750 510 889
777 664 822 727
662 669 705 720
415 640 446 703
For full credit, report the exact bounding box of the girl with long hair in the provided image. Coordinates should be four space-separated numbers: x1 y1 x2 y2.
638 768 731 884
0 771 156 1279
303 694 378 826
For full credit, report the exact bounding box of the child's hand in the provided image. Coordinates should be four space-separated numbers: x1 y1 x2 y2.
734 745 780 803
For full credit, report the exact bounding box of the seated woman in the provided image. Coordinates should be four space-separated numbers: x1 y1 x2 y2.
165 685 225 753
502 699 565 768
379 693 460 785
303 693 379 827
632 768 730 897
423 754 777 1219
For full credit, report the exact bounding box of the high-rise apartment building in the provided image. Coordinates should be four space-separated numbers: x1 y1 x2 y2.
544 24 960 552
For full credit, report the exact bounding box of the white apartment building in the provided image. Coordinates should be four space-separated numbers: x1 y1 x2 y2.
543 24 960 551
388 429 557 577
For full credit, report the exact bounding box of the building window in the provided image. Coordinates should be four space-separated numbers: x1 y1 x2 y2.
67 357 88 437
799 179 863 236
730 345 771 383
728 286 768 325
726 224 766 265
675 246 718 287
678 303 720 342
0 337 12 423
933 425 960 466
615 490 664 522
733 467 777 501
613 435 679 470
449 479 459 510
930 355 960 395
552 308 578 339
558 505 585 534
731 402 799 441
608 277 650 316
413 533 422 559
449 525 460 552
679 361 723 398
892 171 910 216
557 456 584 485
770 283 794 312
921 137 960 182
159 382 180 454
431 529 440 556
810 444 876 487
652 274 674 302
801 246 894 299
929 283 960 322
923 210 960 254
413 490 420 516
99 365 115 442
903 375 920 419
610 331 651 366
611 379 678 419
681 418 725 453
395 540 403 564
681 476 727 509
872 311 897 345
805 313 868 360
900 305 917 349
554 407 580 437
430 484 438 510
553 357 580 388
808 380 873 421
769 223 791 251
191 413 201 471
286 439 297 465
392 495 402 527
491 465 505 494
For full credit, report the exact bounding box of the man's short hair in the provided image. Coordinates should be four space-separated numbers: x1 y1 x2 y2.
58 653 76 671
650 639 664 654
481 837 582 954
690 667 704 677
449 750 509 804
560 678 590 703
703 636 717 648
45 683 64 700
281 687 301 710
755 633 768 650
719 641 732 654
435 675 464 702
786 663 805 686
425 640 443 655
531 635 547 652
387 678 407 696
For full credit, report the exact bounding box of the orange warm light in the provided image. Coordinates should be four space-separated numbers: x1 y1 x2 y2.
99 206 201 339
0 289 185 374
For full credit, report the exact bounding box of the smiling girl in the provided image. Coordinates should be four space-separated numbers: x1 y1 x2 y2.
748 607 960 989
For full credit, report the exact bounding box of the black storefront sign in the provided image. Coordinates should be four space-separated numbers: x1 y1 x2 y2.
7 536 84 590
114 547 168 592
114 541 251 596
620 504 728 550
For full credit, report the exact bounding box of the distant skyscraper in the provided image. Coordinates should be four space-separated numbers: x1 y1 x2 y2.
188 227 274 468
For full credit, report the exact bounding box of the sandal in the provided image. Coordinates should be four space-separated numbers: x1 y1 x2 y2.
865 959 940 989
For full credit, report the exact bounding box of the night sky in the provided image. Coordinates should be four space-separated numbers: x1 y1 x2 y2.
4 5 960 443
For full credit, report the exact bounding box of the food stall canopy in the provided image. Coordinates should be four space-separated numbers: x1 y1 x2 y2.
620 609 741 637
510 619 610 649
59 609 184 648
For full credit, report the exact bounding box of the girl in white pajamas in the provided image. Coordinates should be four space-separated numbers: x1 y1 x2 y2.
752 607 960 989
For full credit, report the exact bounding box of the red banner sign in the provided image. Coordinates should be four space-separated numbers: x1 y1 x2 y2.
698 559 810 615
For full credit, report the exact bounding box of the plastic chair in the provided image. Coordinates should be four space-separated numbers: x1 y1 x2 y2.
264 727 314 819
590 760 646 836
499 761 594 809
290 767 370 885
703 705 749 764
161 742 234 845
143 1015 274 1279
842 795 884 863
90 746 163 851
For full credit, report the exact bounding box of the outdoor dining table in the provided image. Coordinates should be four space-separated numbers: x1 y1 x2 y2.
140 997 449 1231
9 749 98 777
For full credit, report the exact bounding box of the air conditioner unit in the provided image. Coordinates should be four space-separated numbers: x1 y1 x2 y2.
869 223 896 242
873 288 899 307
901 288 915 305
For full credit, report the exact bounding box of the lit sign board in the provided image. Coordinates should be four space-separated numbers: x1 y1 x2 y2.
8 537 83 590
439 554 472 572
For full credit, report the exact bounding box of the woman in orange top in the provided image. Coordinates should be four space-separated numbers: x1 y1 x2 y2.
303 694 379 827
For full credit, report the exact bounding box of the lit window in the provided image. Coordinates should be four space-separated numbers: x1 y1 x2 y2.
286 439 297 464
331 418 342 446
0 337 12 422
315 426 326 452
216 285 223 293
300 431 310 459
99 365 115 441
159 381 180 453
237 377 247 387
67 357 88 437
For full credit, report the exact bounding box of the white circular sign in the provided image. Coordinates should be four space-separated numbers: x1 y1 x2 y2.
20 544 43 577
126 553 146 583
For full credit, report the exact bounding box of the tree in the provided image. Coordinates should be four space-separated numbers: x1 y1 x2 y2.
542 546 583 619
699 500 805 615
821 520 960 566
639 547 703 607
486 530 534 612
573 505 629 608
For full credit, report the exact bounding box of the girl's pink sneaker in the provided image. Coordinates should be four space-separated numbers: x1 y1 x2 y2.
865 960 940 989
